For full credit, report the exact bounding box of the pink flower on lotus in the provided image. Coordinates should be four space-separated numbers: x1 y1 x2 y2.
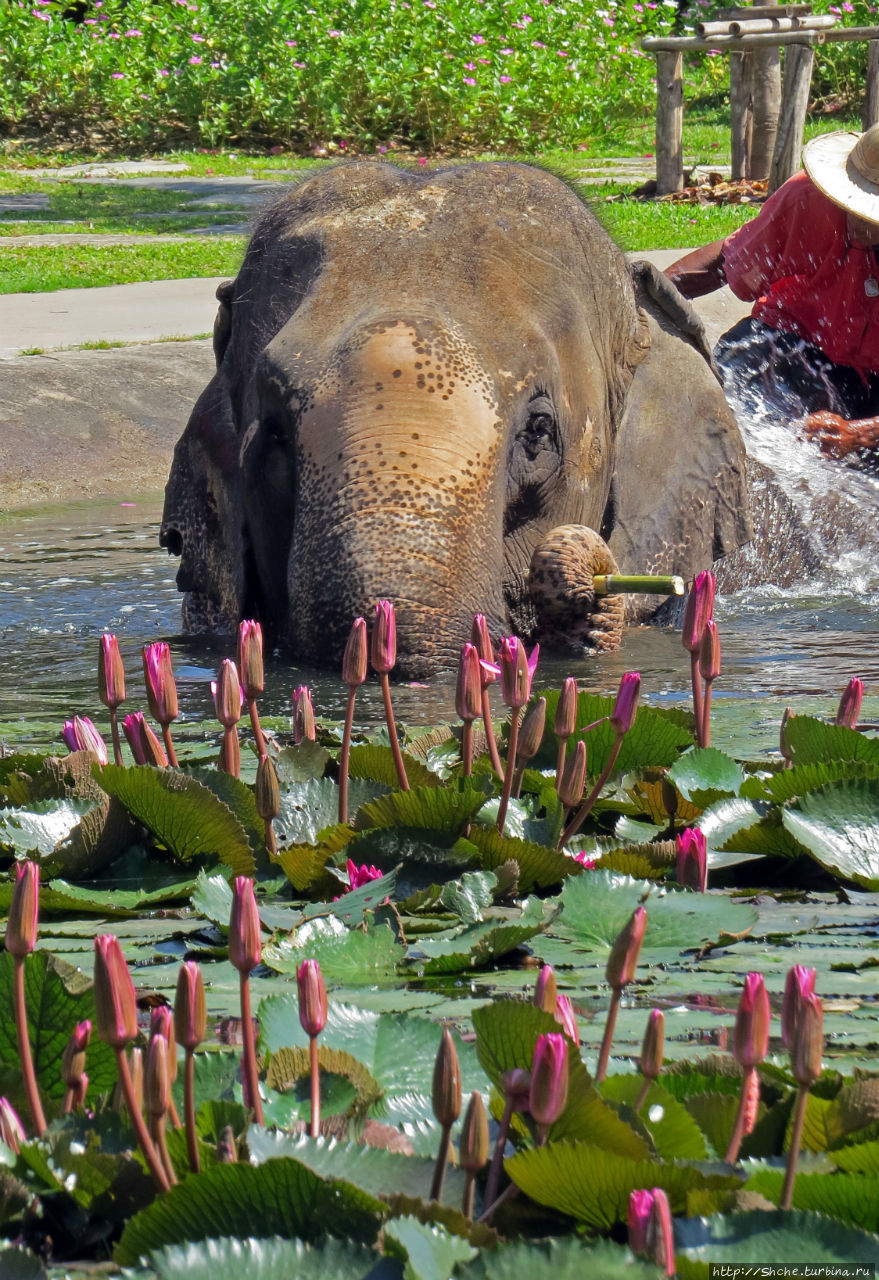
346 859 383 891
572 850 596 869
62 715 109 764
491 636 539 709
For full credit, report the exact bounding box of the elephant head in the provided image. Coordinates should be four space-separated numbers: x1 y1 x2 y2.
161 161 751 676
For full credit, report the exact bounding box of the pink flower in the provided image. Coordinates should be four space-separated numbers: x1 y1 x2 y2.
285 39 296 45
190 32 204 40
500 74 511 82
189 55 202 63
500 47 513 54
471 33 486 43
418 156 427 165
572 850 596 869
62 715 109 763
112 71 125 78
328 28 342 36
556 49 569 57
464 61 476 68
124 28 141 35
463 76 477 85
346 859 383 891
532 40 546 47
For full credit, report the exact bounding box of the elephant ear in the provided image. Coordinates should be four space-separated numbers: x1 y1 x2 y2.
213 279 235 369
605 263 752 622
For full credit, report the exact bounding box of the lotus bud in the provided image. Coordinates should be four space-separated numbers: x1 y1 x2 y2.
606 906 647 991
533 965 557 1014
609 671 640 736
145 1028 170 1120
742 1064 760 1136
237 619 264 700
122 711 167 767
497 636 539 709
517 697 547 764
781 965 817 1051
62 715 109 764
174 960 207 1052
151 1006 178 1084
292 685 316 744
228 877 261 975
554 676 578 739
780 707 795 764
432 1027 462 1129
0 1098 25 1154
835 677 863 729
5 860 39 959
558 739 587 808
675 826 707 892
342 616 368 687
346 859 383 891
500 1067 531 1113
529 1031 568 1127
72 1074 88 1109
455 642 482 722
698 618 722 681
627 1188 653 1254
128 1046 143 1115
459 1091 489 1172
555 994 579 1044
681 570 715 652
254 756 281 825
213 658 243 729
296 958 327 1038
639 1009 665 1080
98 634 125 710
791 992 824 1086
733 972 771 1069
62 1019 92 1089
470 613 496 684
93 934 138 1049
142 642 178 725
647 1188 675 1275
371 599 397 674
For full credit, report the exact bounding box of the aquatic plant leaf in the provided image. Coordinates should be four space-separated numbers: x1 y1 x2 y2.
0 874 196 919
744 1169 879 1233
402 898 550 976
146 1235 394 1280
669 747 745 808
716 806 807 861
532 692 693 774
782 779 879 888
744 759 879 805
627 777 701 826
783 716 879 767
277 778 386 846
114 1158 386 1265
505 1140 738 1228
384 1216 476 1280
265 1046 382 1116
354 782 489 834
463 1236 664 1280
0 797 96 857
831 1140 879 1174
348 744 440 790
674 1209 879 1269
337 827 482 893
599 1076 708 1159
97 765 255 875
261 915 403 983
0 1245 47 1280
275 740 332 783
276 842 336 892
439 871 496 924
184 765 271 869
466 824 575 891
698 797 769 850
681 1091 740 1161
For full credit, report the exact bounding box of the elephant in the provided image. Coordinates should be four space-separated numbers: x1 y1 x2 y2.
160 160 752 678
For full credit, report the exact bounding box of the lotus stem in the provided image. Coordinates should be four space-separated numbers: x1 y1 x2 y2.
512 763 526 798
555 738 567 791
379 672 409 791
592 573 684 597
108 707 124 767
339 686 357 824
238 971 264 1125
781 1082 809 1209
702 677 714 749
481 689 505 779
634 1075 652 1112
484 1094 515 1210
183 1049 200 1173
595 986 622 1083
247 696 268 760
478 1180 519 1225
462 1170 477 1220
114 1046 170 1192
161 723 179 768
148 1113 178 1187
13 957 46 1137
309 1034 321 1138
725 1064 755 1164
495 710 521 834
559 733 623 848
690 652 704 748
430 1121 453 1202
461 719 473 777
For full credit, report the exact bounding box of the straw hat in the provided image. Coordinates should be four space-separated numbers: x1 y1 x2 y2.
803 123 879 224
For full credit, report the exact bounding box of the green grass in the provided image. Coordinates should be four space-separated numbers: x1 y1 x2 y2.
0 239 244 293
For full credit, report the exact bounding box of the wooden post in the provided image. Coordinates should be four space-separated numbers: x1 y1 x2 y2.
655 50 684 195
864 39 879 128
730 50 753 179
769 41 815 190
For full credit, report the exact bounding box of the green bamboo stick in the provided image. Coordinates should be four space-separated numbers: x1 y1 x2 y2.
592 574 685 596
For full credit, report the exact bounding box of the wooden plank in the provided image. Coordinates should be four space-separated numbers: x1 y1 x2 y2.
698 16 834 36
655 50 684 196
769 42 814 190
864 40 879 129
643 31 823 51
730 51 754 180
719 5 811 16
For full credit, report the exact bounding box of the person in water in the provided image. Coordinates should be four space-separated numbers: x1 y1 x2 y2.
665 123 879 463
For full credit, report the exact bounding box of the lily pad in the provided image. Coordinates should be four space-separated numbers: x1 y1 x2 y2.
782 779 879 888
262 915 404 983
669 748 745 808
147 1236 396 1280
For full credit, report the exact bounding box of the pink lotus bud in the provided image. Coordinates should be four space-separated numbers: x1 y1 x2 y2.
122 711 168 767
255 754 280 821
237 619 264 700
213 659 243 729
0 1098 25 1154
455 643 482 722
292 685 316 743
346 859 383 891
497 636 539 709
681 570 715 653
675 827 707 892
554 677 578 739
733 972 771 1069
471 614 498 686
743 1066 760 1135
142 642 178 725
835 677 863 729
174 960 206 1052
297 958 327 1038
98 634 125 710
342 616 368 687
648 1188 675 1275
529 1031 568 1126
782 965 817 1051
533 965 557 1014
517 697 547 763
93 934 138 1049
145 1027 170 1120
151 1005 178 1083
606 906 647 990
5 860 39 958
609 671 640 735
639 1009 665 1080
371 599 397 674
558 739 587 808
627 1188 653 1253
500 1067 531 1113
62 715 109 764
62 1019 92 1089
791 992 824 1086
432 1027 462 1128
459 1091 489 1172
555 994 579 1044
229 877 261 974
698 618 722 681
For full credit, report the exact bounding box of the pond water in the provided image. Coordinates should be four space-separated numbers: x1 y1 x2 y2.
2 474 878 762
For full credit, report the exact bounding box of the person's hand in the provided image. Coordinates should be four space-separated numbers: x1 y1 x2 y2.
800 411 859 459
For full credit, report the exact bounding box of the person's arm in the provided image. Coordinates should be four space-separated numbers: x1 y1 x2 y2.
801 410 879 459
663 238 726 299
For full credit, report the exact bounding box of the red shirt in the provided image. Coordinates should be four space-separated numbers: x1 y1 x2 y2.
722 172 879 375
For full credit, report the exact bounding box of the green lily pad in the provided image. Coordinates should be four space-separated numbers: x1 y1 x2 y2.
354 781 489 834
147 1236 396 1280
599 1075 708 1160
783 716 879 768
745 1168 879 1232
403 898 551 976
669 748 745 808
348 745 440 791
783 779 879 888
674 1209 879 1271
385 1215 476 1280
466 825 576 892
462 1236 664 1280
262 915 404 983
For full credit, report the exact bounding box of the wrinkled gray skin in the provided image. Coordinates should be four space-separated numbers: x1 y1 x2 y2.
161 161 752 677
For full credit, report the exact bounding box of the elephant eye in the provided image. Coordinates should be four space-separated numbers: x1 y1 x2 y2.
521 396 558 459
